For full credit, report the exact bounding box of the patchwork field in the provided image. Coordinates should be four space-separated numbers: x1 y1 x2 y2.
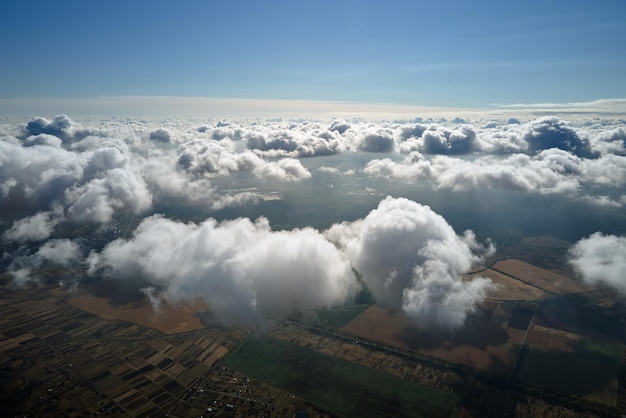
340 258 625 408
3 256 624 417
224 334 460 418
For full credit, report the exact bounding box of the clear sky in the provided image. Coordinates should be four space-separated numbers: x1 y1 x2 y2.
1 0 625 108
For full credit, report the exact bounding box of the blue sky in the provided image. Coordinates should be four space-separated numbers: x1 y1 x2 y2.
1 0 625 108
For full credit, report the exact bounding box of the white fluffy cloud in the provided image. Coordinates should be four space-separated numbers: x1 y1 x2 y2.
252 158 311 182
4 207 63 242
364 147 626 199
326 196 494 330
244 125 344 157
65 168 152 223
86 196 495 329
89 215 359 324
568 233 626 293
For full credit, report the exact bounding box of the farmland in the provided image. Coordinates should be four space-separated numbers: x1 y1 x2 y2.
340 303 525 377
490 259 588 295
308 304 371 330
0 285 327 417
50 281 208 335
2 255 625 417
517 337 622 406
472 268 548 301
224 333 460 418
338 258 625 411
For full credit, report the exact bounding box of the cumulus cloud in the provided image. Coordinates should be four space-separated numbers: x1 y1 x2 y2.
85 196 494 329
22 115 74 142
326 196 494 330
245 126 344 157
591 127 626 156
418 125 478 154
36 238 81 265
523 116 593 157
174 138 311 182
568 233 626 293
397 123 428 141
23 133 63 148
149 128 172 143
4 207 63 242
252 158 311 182
176 139 232 175
0 138 84 212
364 147 626 198
66 168 152 223
88 215 359 324
328 119 351 134
356 128 395 153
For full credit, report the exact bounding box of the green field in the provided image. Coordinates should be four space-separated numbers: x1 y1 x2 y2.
518 338 622 406
311 304 371 330
224 334 459 418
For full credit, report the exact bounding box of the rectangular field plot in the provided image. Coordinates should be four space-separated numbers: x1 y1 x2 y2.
507 306 535 331
341 304 524 377
312 304 371 330
491 259 587 295
517 338 622 406
224 335 459 418
474 268 548 301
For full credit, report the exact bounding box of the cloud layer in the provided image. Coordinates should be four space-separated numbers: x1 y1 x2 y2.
2 113 625 329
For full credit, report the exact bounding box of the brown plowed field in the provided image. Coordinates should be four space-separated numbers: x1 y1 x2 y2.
50 287 206 334
491 259 587 295
472 268 548 301
340 303 525 377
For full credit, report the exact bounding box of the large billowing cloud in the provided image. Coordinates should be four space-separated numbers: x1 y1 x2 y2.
65 168 152 223
22 115 75 142
149 128 173 143
175 139 311 181
244 123 344 157
568 233 626 293
399 125 479 155
364 147 626 200
326 196 494 330
88 215 359 324
523 116 593 157
355 127 395 153
86 196 494 329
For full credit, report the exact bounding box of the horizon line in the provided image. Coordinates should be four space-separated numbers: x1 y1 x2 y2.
1 95 625 120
